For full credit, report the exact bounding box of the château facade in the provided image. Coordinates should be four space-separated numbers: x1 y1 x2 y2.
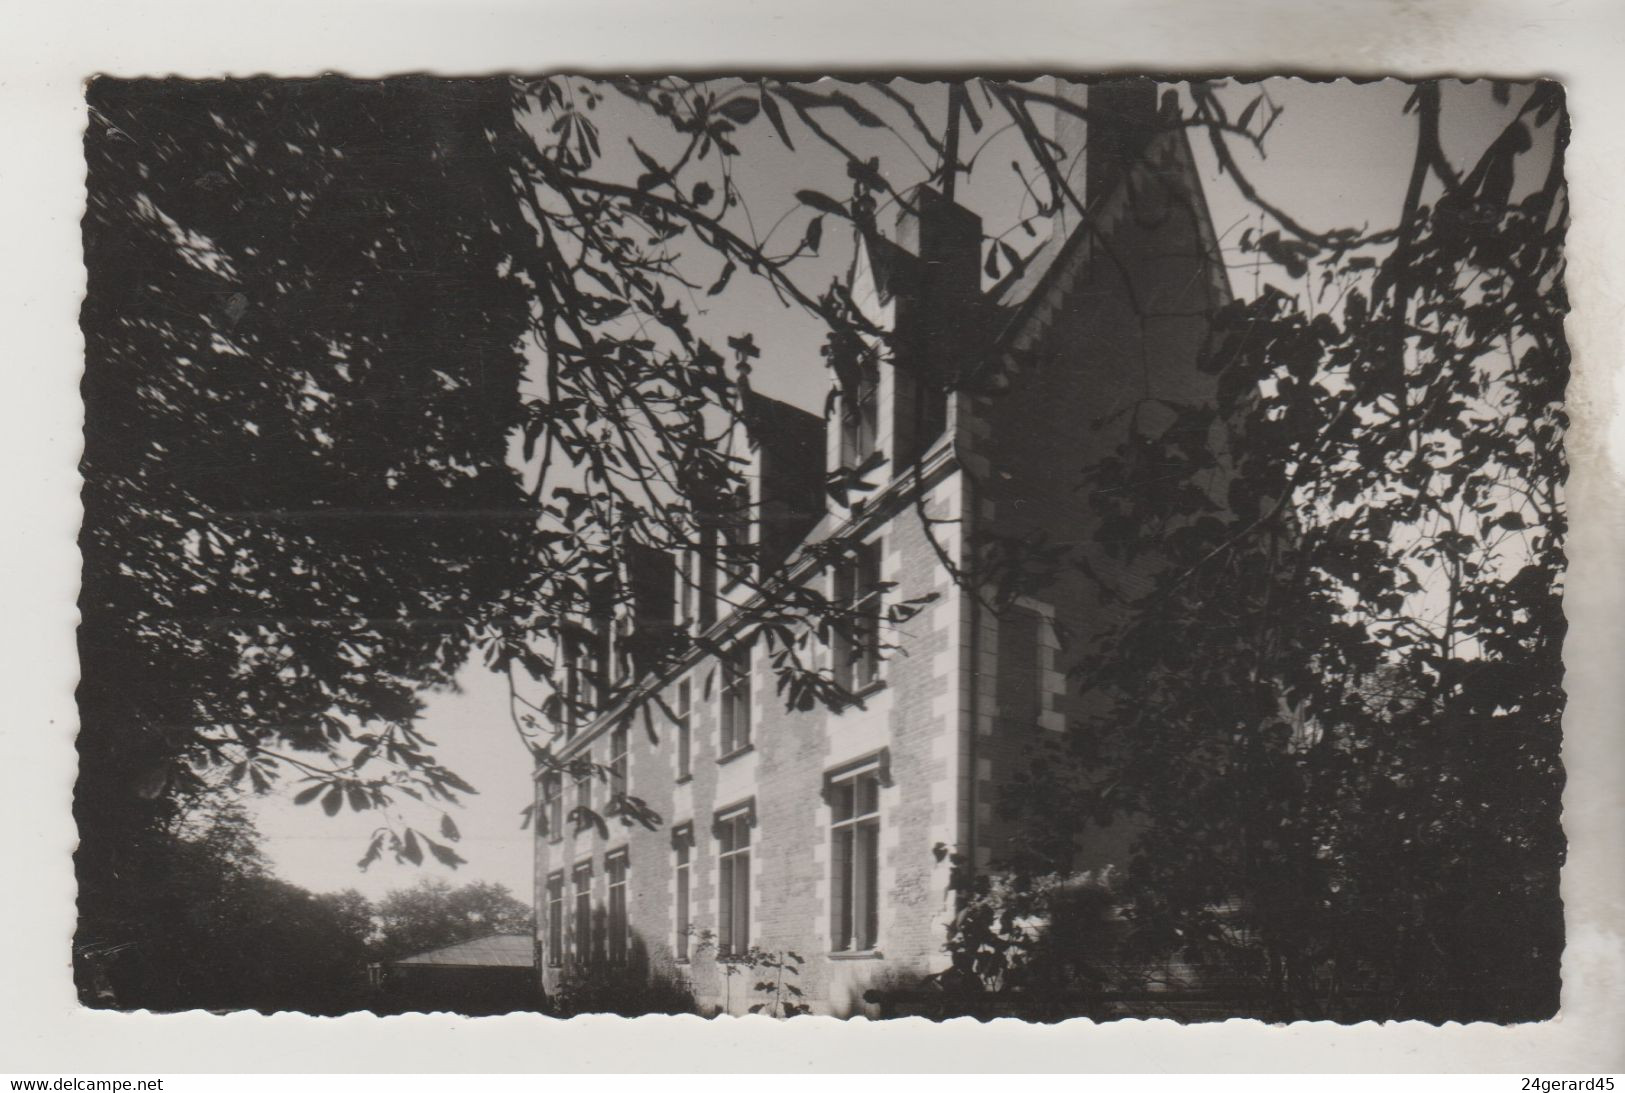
531 79 1230 1016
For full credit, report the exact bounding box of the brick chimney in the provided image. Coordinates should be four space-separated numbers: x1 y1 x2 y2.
894 184 981 288
1050 77 1160 240
889 183 981 463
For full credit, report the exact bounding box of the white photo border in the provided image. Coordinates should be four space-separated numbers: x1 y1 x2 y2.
6 0 1622 1073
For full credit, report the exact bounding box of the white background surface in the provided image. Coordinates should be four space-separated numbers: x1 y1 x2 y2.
2 0 1621 1073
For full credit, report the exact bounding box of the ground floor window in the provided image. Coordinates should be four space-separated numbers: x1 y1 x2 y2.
673 824 693 961
829 766 881 952
545 871 564 967
606 850 629 964
572 862 593 963
716 805 752 957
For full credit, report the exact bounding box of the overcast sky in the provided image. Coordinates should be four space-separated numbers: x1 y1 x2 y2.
249 76 1540 902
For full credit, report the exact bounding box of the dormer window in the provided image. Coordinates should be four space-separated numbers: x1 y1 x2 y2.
696 527 718 628
542 771 564 844
677 547 697 630
718 486 752 591
575 751 593 815
558 632 585 738
558 622 610 737
608 724 628 798
625 542 678 676
839 354 880 470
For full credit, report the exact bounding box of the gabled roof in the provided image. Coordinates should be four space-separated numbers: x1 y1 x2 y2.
988 210 1081 313
740 387 824 461
390 933 534 969
854 227 914 308
985 127 1232 360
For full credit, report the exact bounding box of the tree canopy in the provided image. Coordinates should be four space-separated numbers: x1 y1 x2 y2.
79 76 539 997
372 878 533 962
75 791 534 1013
994 83 1568 1021
76 798 376 1014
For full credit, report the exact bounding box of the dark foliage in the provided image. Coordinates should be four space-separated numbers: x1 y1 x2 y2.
78 76 538 1001
546 961 701 1018
76 801 375 1014
998 84 1568 1022
372 879 533 962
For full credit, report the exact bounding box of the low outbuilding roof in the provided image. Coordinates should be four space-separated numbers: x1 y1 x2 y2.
390 933 534 969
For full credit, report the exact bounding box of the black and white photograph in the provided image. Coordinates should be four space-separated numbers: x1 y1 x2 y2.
72 70 1577 1027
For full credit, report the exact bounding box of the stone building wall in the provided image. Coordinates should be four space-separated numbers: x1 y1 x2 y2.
532 99 1227 1016
969 129 1228 877
536 467 967 1016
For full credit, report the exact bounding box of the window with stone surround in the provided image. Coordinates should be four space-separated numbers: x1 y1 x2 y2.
719 485 752 591
999 602 1048 734
678 545 697 631
558 622 610 738
674 677 692 781
828 765 882 952
574 751 592 828
545 871 564 967
606 848 629 964
672 823 694 961
834 537 884 694
720 640 752 757
542 771 563 844
715 802 754 957
696 527 718 629
609 724 628 799
838 352 880 470
571 861 593 964
559 632 584 739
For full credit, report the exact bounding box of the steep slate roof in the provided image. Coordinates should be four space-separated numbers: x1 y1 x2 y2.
391 933 535 969
740 386 827 572
988 208 1083 313
740 387 824 464
985 127 1232 361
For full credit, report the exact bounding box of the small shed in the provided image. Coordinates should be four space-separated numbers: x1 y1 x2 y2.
372 933 538 1015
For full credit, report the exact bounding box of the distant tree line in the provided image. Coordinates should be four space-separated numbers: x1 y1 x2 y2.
76 796 531 1013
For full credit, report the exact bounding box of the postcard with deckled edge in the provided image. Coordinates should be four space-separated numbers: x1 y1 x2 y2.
66 71 1581 1037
